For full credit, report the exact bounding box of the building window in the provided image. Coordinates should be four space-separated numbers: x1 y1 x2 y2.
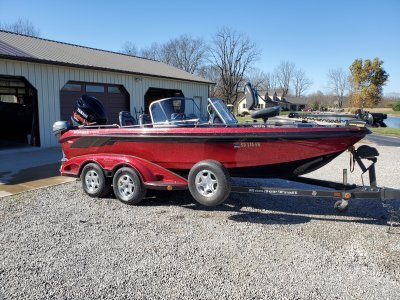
243 103 246 108
62 83 82 91
86 85 105 93
0 95 18 103
108 86 122 93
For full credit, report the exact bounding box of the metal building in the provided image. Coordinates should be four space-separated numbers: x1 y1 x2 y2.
0 30 212 148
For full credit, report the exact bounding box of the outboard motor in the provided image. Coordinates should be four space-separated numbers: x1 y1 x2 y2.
71 94 107 126
355 109 373 126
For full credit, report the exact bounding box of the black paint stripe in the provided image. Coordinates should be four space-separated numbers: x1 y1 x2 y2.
66 131 367 148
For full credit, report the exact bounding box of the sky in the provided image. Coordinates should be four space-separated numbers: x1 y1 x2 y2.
0 0 399 95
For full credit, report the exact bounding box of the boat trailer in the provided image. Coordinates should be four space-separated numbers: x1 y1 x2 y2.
64 144 399 213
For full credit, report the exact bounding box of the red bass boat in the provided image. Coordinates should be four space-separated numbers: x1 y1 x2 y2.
53 86 370 208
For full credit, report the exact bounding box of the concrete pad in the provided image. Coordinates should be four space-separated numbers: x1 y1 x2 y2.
0 147 75 197
0 176 75 196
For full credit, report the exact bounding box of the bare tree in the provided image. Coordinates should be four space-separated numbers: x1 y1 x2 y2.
161 34 207 74
121 41 138 56
292 69 312 97
122 35 207 74
308 90 337 110
208 27 260 105
140 43 162 61
275 61 296 96
327 68 350 108
245 70 279 98
197 65 220 97
246 69 269 90
121 42 162 60
265 72 278 93
0 18 40 36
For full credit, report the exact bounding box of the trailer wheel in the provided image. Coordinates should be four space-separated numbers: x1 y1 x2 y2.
334 199 349 212
113 167 146 205
188 160 231 206
81 163 110 197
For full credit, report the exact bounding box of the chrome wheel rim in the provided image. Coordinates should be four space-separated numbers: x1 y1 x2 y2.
195 170 218 197
85 170 100 193
117 174 135 199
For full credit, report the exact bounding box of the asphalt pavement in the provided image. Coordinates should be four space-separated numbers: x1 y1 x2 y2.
366 133 400 147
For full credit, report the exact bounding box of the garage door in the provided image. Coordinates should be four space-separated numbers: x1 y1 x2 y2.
60 82 129 125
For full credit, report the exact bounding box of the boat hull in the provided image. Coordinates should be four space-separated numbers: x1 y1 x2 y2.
59 126 368 178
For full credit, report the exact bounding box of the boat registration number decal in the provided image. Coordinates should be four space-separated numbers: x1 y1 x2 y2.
234 142 261 149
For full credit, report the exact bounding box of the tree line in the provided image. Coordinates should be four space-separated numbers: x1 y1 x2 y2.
121 28 314 106
1 19 389 109
122 29 388 109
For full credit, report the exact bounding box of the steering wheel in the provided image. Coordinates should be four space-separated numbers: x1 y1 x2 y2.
171 113 185 121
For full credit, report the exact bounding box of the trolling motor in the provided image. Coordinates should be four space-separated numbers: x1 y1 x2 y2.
332 145 380 211
349 144 379 187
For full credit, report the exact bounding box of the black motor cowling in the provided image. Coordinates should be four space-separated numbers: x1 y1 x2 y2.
71 95 107 126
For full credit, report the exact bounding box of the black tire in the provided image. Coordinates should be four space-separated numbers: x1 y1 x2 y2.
112 167 146 205
188 160 231 206
81 163 110 197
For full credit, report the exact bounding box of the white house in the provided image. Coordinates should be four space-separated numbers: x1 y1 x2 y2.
237 90 294 115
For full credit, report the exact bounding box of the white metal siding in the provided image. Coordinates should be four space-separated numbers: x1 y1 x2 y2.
0 58 209 147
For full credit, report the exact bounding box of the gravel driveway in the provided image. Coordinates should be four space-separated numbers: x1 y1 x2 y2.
1 143 399 299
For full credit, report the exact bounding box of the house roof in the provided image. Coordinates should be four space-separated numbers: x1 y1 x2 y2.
265 90 281 97
0 30 213 84
285 96 308 105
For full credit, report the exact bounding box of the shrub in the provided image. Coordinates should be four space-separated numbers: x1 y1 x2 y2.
311 101 320 111
392 102 400 111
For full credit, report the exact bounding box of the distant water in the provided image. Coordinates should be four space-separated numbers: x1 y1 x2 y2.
385 116 400 128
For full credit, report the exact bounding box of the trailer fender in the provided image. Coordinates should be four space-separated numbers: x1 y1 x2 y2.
60 154 188 190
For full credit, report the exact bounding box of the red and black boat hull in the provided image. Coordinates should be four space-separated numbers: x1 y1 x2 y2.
59 126 369 178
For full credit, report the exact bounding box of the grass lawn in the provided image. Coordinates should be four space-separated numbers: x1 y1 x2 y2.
388 110 400 115
236 116 255 123
358 108 400 116
370 127 400 137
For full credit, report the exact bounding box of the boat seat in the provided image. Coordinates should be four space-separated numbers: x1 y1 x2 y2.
119 111 137 126
139 114 152 127
210 112 223 124
244 82 259 110
249 106 280 122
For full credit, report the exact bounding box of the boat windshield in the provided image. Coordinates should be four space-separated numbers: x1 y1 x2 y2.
149 97 202 124
208 98 238 125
